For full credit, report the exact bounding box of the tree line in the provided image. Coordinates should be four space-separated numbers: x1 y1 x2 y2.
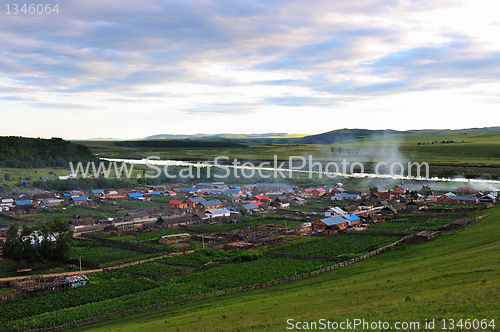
0 136 98 168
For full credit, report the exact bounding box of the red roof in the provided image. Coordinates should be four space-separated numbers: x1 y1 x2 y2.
316 188 326 192
254 195 270 200
250 201 262 206
169 200 185 205
168 190 177 195
304 188 315 192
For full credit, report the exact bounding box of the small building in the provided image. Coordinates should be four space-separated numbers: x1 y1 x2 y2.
405 200 425 212
325 206 347 217
185 197 207 208
70 196 89 206
40 199 64 207
343 214 361 226
436 194 478 205
364 213 385 224
62 275 89 287
123 211 150 222
156 214 191 228
195 200 224 212
169 200 189 209
271 197 290 209
312 216 349 234
292 197 306 204
380 205 398 217
206 207 231 218
331 193 360 201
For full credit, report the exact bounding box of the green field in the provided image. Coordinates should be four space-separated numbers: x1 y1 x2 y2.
71 242 151 266
60 206 500 332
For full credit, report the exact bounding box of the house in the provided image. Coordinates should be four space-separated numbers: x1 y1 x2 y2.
364 213 385 223
195 200 224 212
331 193 360 201
391 185 408 198
380 205 398 217
224 189 243 199
254 194 271 202
156 214 191 228
436 194 478 205
194 182 216 189
292 197 306 204
406 200 426 212
271 197 290 209
169 200 189 209
185 197 207 208
123 211 150 222
357 202 372 210
479 194 495 204
69 214 95 230
343 214 361 226
70 196 89 206
15 200 35 209
178 187 203 196
40 199 64 207
127 192 144 200
325 206 347 217
206 208 231 218
166 190 178 196
242 203 260 214
312 216 349 234
374 191 392 200
192 212 209 222
90 189 104 197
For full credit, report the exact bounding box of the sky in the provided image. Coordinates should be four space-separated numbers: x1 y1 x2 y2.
1 0 500 139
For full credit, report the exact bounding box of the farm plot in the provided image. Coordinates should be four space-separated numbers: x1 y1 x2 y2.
273 235 401 260
71 241 150 266
122 261 187 277
113 229 188 243
363 221 421 233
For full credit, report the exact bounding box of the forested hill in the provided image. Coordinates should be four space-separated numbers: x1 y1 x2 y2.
0 137 98 168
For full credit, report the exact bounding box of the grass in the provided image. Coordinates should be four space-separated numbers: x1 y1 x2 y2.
68 206 500 332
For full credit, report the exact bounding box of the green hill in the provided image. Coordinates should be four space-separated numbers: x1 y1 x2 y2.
0 136 97 169
70 207 500 332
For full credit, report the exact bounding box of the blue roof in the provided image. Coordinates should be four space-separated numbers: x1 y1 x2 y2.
196 182 213 186
243 203 259 210
72 196 88 201
63 193 71 197
199 200 223 207
336 193 358 198
41 199 62 204
344 214 360 222
224 189 241 195
16 200 33 206
319 216 348 226
180 187 197 192
151 191 162 195
189 197 206 203
449 195 477 201
128 192 143 198
41 177 49 180
91 189 104 194
202 189 222 194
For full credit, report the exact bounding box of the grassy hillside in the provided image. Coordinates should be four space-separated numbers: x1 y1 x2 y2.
71 206 500 332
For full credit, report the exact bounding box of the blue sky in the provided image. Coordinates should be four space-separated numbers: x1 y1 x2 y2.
1 0 499 139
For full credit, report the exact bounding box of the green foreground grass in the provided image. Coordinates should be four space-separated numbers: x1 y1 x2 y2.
71 206 500 332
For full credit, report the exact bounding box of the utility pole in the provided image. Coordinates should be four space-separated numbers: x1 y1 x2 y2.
79 256 82 276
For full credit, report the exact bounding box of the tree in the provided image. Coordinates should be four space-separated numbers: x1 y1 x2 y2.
330 147 335 153
51 217 74 261
420 185 433 201
3 173 10 181
406 189 419 200
369 186 378 195
3 224 22 264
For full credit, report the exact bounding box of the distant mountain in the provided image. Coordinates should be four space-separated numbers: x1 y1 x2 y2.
297 129 402 144
144 133 290 140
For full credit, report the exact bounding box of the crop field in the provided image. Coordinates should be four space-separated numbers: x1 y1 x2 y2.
0 271 157 326
122 261 186 276
272 235 401 260
112 229 188 243
363 221 422 233
71 242 150 265
186 216 303 233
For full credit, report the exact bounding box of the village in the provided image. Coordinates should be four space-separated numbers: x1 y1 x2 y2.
1 180 497 256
